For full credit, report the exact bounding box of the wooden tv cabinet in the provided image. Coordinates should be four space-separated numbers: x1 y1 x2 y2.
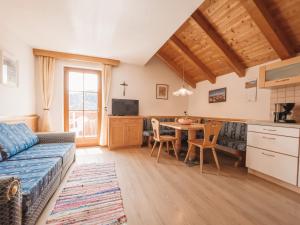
108 116 143 150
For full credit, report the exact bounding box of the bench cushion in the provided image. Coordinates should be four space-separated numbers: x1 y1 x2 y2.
8 143 75 167
143 129 175 136
0 157 62 213
217 137 246 151
0 123 38 159
219 122 247 141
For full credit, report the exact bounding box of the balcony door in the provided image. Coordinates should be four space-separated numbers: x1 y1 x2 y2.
64 67 101 147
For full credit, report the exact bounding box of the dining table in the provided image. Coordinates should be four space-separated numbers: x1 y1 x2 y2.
160 122 205 160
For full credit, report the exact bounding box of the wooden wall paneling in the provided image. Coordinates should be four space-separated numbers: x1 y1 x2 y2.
0 115 39 132
170 35 216 84
191 9 246 77
156 52 196 88
240 0 295 59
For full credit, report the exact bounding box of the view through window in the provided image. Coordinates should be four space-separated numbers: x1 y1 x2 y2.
64 67 101 146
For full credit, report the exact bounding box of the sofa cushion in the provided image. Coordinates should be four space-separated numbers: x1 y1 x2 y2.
0 157 62 213
8 143 75 167
0 123 38 158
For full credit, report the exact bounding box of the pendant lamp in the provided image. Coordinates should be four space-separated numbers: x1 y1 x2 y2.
173 62 193 96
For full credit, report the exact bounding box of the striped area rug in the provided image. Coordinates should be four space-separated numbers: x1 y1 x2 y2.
46 163 127 225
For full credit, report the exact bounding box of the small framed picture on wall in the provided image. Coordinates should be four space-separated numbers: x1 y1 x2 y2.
156 84 169 100
0 51 18 87
209 87 226 103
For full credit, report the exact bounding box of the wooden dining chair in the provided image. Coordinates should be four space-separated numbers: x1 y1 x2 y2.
185 122 222 173
150 118 179 163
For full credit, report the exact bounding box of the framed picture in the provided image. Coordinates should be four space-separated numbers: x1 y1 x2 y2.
156 84 169 100
209 87 226 103
0 51 18 87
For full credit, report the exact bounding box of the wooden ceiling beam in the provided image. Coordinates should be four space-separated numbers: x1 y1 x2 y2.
33 48 120 66
191 10 246 77
240 0 295 59
156 53 197 88
170 36 216 84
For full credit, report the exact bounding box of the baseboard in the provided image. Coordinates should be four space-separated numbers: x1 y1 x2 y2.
108 145 142 150
248 168 300 194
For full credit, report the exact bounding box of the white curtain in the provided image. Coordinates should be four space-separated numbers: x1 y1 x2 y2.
37 56 55 132
99 64 112 146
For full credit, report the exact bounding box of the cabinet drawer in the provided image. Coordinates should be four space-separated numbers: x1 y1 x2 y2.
246 146 298 185
109 118 142 126
247 132 299 156
248 124 299 137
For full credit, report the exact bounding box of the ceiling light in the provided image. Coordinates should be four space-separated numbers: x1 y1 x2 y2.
173 61 193 97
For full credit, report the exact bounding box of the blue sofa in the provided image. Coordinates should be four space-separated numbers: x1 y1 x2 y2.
0 123 76 225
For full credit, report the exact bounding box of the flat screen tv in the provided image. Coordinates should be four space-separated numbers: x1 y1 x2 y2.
112 99 139 116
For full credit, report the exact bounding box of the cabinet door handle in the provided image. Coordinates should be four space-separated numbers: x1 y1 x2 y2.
262 136 276 140
263 128 277 132
275 78 290 83
262 152 275 157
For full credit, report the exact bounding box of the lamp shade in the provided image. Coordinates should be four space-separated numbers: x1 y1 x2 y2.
173 87 193 96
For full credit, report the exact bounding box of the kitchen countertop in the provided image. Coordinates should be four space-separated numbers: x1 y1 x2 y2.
247 120 300 129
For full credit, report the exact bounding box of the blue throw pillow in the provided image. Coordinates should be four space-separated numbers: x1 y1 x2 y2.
0 123 22 158
0 123 39 158
10 123 39 147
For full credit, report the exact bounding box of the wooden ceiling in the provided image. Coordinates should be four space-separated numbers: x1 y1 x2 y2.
156 0 300 88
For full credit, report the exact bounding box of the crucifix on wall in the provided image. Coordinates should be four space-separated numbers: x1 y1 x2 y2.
120 81 128 96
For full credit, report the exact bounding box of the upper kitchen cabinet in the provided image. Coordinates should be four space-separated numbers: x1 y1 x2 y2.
259 56 300 88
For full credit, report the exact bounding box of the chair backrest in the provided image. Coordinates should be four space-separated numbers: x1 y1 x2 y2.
203 122 222 146
151 118 160 141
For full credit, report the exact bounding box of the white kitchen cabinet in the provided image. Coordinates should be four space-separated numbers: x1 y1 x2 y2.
246 123 300 188
247 132 299 157
246 146 298 185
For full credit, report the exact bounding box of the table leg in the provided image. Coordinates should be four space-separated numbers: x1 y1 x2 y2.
188 130 197 160
175 130 182 155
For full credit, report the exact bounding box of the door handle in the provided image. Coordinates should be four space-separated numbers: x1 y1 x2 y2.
262 152 275 157
262 128 277 132
262 136 276 140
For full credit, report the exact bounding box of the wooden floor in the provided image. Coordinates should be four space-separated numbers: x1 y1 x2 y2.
37 147 300 225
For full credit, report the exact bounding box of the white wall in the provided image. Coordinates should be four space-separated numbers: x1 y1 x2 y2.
38 56 188 131
0 25 35 117
188 63 272 120
110 57 188 116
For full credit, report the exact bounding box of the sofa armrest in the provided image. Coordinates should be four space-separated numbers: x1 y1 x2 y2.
36 132 76 144
0 176 22 225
